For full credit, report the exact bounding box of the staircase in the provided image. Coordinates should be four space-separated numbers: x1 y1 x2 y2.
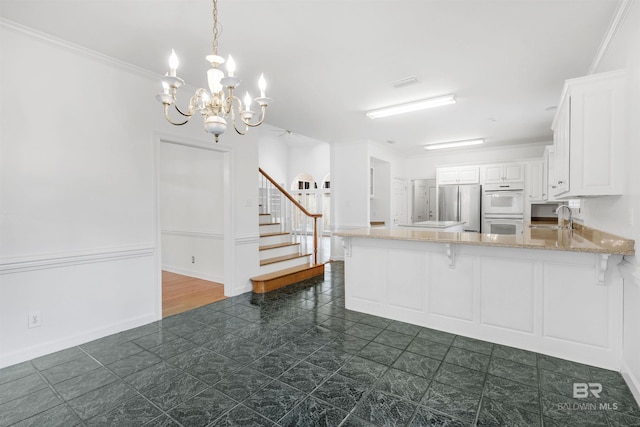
250 168 325 293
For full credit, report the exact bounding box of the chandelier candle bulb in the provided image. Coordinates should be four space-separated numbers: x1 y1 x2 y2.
244 92 252 111
227 55 236 77
169 49 179 77
259 74 266 98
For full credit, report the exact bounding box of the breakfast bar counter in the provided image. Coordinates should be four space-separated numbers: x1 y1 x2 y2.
335 224 634 255
336 225 635 371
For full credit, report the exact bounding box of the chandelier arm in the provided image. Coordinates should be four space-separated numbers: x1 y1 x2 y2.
164 105 191 126
240 107 268 128
174 103 193 117
232 122 248 136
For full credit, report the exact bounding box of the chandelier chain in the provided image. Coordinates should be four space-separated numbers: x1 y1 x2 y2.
212 0 218 55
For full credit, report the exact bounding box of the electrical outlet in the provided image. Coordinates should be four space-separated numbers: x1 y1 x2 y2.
191 256 195 264
28 311 42 329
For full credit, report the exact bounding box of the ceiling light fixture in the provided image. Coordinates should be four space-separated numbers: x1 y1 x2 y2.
156 0 270 142
366 94 456 119
424 139 484 151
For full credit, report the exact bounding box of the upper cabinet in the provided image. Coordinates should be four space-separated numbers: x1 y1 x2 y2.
551 70 626 198
437 166 480 185
525 160 544 202
483 163 525 184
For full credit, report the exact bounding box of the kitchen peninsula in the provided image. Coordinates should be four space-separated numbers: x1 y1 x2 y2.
336 225 634 370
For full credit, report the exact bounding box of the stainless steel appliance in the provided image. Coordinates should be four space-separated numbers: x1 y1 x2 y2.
482 183 525 234
437 184 482 232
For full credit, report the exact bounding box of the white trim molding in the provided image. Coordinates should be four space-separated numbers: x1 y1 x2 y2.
619 258 640 286
0 244 155 274
619 258 640 406
161 265 224 284
0 18 157 81
161 228 224 240
588 0 633 74
235 234 260 245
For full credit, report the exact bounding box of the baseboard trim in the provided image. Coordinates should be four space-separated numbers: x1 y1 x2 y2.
0 313 157 369
161 265 224 284
621 358 640 406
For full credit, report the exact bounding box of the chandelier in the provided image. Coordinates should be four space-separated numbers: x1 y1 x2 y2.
156 0 271 142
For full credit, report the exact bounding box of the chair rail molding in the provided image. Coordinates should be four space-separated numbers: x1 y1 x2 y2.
0 243 155 275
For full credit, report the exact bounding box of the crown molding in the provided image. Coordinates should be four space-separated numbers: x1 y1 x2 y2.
0 17 159 81
588 0 633 74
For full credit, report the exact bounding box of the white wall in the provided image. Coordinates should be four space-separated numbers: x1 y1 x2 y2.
404 142 548 179
288 142 330 191
258 127 289 186
0 22 259 367
580 1 640 402
370 157 390 224
160 143 224 283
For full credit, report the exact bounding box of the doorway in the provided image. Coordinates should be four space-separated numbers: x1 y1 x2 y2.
156 135 233 318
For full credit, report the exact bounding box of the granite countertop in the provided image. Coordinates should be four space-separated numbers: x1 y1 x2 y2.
335 223 635 256
399 221 465 228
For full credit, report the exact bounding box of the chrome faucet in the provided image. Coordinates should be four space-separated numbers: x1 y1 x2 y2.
555 205 573 230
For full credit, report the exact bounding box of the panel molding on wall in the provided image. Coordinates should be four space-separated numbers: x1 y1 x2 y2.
235 234 260 245
161 228 224 240
0 244 155 275
619 258 640 408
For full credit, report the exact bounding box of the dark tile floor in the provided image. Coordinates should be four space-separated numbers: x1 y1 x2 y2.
1 262 639 426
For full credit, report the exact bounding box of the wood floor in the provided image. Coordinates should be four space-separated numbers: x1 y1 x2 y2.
162 271 226 318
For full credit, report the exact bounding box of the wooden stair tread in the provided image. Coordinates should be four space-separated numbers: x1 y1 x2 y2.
259 213 271 216
259 222 281 226
251 263 326 293
259 242 300 251
251 263 324 281
260 231 289 238
260 253 310 266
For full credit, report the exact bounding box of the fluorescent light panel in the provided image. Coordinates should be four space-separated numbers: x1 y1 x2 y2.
366 94 456 119
424 138 484 150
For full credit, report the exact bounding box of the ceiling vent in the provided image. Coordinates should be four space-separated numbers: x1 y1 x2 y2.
390 76 418 88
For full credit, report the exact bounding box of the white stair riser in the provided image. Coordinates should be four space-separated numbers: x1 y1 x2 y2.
259 245 300 260
259 234 291 246
259 215 274 224
259 256 311 275
259 223 282 234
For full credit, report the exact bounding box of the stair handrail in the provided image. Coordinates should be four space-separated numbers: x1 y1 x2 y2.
259 168 322 219
259 167 322 264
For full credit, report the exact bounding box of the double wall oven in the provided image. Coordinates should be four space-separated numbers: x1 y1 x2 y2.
482 183 524 235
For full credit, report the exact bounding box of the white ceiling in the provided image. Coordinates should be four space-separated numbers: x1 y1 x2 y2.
0 0 620 153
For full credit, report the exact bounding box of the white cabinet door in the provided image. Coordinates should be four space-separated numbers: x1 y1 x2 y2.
457 167 480 184
551 70 625 198
484 163 524 184
437 168 459 185
437 166 480 185
483 165 504 184
526 160 544 202
553 99 570 196
543 146 555 201
504 163 524 182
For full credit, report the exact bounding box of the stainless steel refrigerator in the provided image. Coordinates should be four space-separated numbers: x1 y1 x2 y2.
437 185 482 232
